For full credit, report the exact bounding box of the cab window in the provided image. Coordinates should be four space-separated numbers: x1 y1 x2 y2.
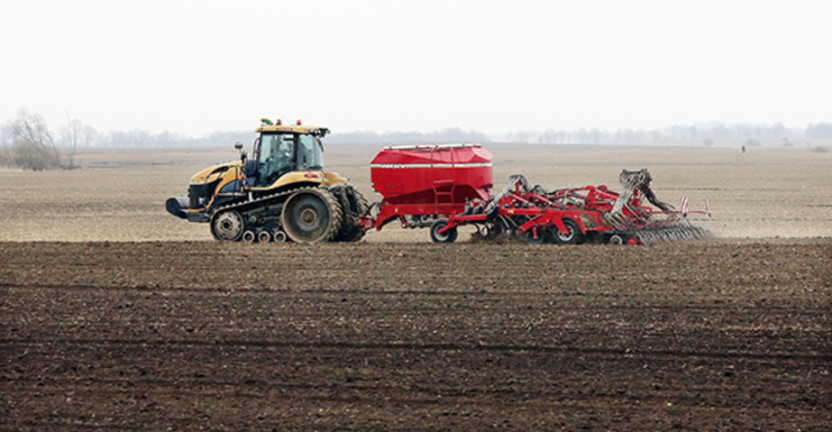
258 135 278 163
257 133 295 186
297 134 323 170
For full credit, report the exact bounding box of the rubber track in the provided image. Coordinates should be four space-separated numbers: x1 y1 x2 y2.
210 186 306 216
210 186 343 242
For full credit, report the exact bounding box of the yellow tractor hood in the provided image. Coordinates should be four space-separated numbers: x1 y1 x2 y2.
190 160 242 185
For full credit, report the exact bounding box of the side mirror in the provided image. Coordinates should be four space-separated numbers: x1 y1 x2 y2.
235 141 246 164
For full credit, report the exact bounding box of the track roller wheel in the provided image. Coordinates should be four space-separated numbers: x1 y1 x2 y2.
210 210 245 242
281 188 343 243
430 219 458 243
553 218 583 245
273 230 288 243
241 230 256 243
257 231 272 243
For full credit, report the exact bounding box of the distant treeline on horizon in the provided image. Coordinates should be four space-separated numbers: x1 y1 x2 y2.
3 116 832 149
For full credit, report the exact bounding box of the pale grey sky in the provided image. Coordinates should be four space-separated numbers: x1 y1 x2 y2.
1 0 830 136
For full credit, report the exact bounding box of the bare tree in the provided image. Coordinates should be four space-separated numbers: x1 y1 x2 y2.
7 109 63 170
60 115 85 169
0 125 11 167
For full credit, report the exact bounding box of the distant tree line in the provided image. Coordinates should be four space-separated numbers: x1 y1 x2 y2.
2 108 830 170
508 122 830 145
328 127 488 145
806 122 832 138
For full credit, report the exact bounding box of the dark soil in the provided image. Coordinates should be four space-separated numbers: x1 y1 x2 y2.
1 241 830 431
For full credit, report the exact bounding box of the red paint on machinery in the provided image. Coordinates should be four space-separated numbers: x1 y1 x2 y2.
364 144 493 230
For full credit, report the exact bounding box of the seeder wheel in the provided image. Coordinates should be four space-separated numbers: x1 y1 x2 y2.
553 218 583 245
430 219 458 243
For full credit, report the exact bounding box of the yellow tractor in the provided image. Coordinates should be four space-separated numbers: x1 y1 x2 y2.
166 119 367 243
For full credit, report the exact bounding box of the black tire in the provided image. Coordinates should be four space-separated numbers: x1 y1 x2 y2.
281 188 343 243
553 218 583 245
330 184 369 242
430 219 458 243
524 228 547 245
608 234 625 245
210 210 245 242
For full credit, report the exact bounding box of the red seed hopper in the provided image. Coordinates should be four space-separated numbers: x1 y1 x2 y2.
362 144 493 231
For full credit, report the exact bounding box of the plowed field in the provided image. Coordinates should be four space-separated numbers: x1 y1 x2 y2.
2 241 830 430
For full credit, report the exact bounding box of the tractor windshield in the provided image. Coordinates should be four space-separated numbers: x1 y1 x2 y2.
256 133 324 186
297 134 324 170
257 134 294 186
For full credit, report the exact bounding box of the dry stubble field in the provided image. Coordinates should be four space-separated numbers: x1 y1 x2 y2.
0 144 830 241
1 144 831 430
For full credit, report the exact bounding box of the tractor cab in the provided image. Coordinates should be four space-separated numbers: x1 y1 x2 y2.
246 120 330 188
